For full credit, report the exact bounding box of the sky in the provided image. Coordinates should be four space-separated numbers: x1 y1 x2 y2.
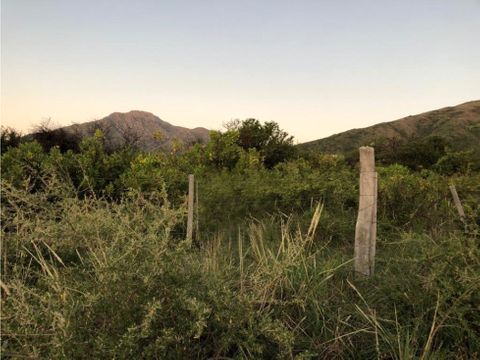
1 0 479 142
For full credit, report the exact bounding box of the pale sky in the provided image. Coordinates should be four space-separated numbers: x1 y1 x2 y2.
1 0 479 142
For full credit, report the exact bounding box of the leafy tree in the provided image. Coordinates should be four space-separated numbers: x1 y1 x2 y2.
375 136 405 165
74 130 137 197
31 119 82 153
397 136 448 170
205 130 242 170
434 150 475 175
229 119 296 168
374 136 449 170
1 126 23 153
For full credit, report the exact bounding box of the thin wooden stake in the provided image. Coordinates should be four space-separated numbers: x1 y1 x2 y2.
449 184 467 232
369 172 378 274
0 279 10 297
354 147 377 276
449 184 465 218
187 174 194 243
195 179 199 240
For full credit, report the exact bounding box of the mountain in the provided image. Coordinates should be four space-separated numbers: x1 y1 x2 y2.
63 111 210 151
299 100 480 154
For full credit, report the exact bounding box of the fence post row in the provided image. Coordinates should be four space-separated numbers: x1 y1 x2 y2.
186 150 465 274
354 146 377 276
187 174 195 243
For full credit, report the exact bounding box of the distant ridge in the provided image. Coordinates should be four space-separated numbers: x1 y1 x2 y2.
299 100 480 153
63 111 210 151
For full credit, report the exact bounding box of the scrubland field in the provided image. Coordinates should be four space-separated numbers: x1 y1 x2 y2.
1 121 479 359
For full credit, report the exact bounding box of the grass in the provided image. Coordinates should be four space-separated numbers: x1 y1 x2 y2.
1 178 479 359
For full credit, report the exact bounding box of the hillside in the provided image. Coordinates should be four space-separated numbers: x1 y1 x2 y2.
299 100 480 154
62 111 210 151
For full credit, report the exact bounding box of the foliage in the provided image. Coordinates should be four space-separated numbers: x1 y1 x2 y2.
233 118 296 168
1 120 480 359
377 165 450 231
31 119 82 153
366 136 448 171
434 150 477 175
0 141 47 191
0 126 23 153
205 130 242 170
1 180 479 358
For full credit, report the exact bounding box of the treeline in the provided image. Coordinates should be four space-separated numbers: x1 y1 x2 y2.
1 119 297 196
2 120 479 236
3 119 479 175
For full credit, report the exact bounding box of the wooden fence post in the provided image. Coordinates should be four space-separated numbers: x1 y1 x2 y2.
187 174 194 243
354 147 377 276
195 180 199 239
449 184 467 232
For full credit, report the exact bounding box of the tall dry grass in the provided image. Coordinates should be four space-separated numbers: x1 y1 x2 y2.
1 178 479 359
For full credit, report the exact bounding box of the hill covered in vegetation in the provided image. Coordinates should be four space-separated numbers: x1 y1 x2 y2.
299 100 480 154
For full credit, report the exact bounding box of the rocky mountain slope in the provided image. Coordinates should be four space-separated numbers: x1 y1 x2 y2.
63 111 210 151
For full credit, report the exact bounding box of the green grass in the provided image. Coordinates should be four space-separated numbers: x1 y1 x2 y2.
2 179 479 359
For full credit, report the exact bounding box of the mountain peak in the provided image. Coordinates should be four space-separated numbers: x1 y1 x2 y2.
63 111 210 151
110 110 157 117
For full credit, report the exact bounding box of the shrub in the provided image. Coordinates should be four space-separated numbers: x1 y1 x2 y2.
0 141 47 191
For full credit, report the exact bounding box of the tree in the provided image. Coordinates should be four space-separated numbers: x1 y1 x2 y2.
206 130 242 169
434 150 475 175
31 119 82 153
229 119 296 168
395 136 448 170
1 127 22 153
374 135 449 170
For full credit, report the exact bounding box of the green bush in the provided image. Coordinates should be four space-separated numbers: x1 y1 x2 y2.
377 165 454 233
2 180 478 358
1 141 47 191
0 180 300 358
